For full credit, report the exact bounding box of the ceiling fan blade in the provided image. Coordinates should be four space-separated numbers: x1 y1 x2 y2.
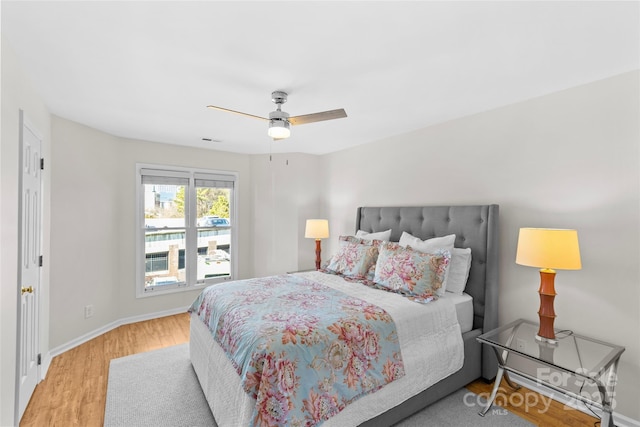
288 109 347 126
207 105 268 121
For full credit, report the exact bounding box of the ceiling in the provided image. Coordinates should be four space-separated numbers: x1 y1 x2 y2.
2 1 638 155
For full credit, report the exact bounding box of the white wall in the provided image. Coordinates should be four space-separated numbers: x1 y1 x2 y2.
48 117 255 348
250 153 323 276
321 71 640 422
0 37 52 427
46 119 326 350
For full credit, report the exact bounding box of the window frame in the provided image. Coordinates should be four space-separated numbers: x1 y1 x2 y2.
135 163 238 298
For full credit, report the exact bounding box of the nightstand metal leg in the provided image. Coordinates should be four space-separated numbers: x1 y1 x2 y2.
479 325 524 417
479 366 505 417
596 358 620 427
503 370 521 390
600 412 613 427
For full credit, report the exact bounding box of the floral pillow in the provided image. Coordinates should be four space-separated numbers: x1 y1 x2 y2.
373 241 451 300
398 232 455 296
325 236 381 279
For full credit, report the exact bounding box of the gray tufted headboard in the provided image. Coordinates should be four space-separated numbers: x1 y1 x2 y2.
356 205 499 378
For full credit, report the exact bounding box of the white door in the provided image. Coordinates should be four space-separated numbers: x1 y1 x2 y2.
17 111 42 420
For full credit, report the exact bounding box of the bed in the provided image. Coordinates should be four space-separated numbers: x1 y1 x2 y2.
189 204 499 426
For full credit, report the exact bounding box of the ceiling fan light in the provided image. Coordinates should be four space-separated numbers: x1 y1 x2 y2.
268 119 290 139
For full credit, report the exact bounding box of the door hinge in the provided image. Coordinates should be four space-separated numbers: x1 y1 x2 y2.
39 255 43 267
40 158 44 170
37 354 41 365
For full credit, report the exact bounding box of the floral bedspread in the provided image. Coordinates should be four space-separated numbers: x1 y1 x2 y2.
189 274 405 427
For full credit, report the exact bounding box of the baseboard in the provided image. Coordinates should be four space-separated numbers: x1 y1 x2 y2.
47 306 190 359
510 373 640 427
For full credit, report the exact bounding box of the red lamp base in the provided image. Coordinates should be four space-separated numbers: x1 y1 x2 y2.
537 269 557 342
314 239 322 270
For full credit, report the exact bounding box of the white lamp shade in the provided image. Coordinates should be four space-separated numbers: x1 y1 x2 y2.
515 228 581 270
305 219 329 239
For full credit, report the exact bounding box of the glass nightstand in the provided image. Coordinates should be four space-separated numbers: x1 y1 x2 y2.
477 319 625 427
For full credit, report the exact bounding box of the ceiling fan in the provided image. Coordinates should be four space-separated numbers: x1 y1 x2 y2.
207 91 347 140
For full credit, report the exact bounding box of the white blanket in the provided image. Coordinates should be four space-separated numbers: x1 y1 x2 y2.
189 270 464 426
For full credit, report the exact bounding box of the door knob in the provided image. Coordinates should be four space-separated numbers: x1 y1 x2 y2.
21 286 33 295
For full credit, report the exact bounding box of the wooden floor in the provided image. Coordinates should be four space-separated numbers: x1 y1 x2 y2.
20 313 190 427
19 312 598 427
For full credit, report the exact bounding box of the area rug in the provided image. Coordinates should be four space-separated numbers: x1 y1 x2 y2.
104 343 534 427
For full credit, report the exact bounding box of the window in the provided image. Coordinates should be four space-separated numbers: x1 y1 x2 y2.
136 164 237 297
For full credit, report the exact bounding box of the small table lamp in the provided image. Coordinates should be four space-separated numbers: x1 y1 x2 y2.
305 219 329 270
515 228 581 343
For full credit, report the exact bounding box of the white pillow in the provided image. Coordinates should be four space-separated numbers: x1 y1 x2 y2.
445 247 473 295
398 232 455 253
398 232 455 296
355 229 392 242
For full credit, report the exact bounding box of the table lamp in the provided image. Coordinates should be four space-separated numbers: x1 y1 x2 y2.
305 219 329 270
515 228 581 343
